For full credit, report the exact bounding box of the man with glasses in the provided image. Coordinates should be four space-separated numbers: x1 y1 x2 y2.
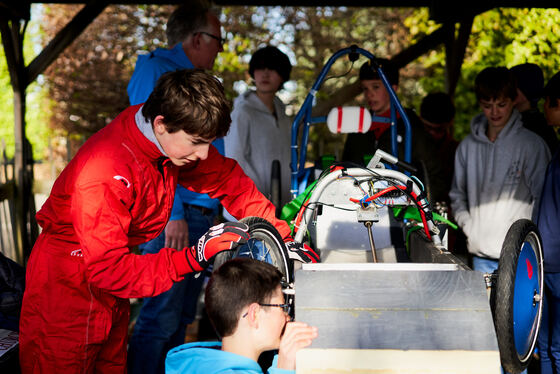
165 258 318 374
127 2 227 373
196 31 226 46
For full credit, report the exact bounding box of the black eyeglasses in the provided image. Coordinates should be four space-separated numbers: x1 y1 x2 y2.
259 303 291 314
197 31 225 45
242 302 290 318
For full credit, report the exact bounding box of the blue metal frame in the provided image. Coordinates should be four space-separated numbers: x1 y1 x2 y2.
290 45 413 198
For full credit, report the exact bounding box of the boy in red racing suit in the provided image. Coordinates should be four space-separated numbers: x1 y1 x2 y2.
19 70 318 374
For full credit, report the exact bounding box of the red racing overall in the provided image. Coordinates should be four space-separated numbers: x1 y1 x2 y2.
19 105 290 373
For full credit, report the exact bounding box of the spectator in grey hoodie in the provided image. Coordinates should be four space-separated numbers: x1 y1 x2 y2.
224 46 293 209
449 66 550 274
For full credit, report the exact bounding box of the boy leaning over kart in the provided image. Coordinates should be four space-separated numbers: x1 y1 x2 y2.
19 69 318 374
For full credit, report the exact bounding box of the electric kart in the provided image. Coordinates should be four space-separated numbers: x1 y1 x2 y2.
216 46 543 374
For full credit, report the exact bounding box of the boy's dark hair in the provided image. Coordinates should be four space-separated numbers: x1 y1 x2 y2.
166 1 217 47
249 46 292 83
475 67 517 102
543 71 560 109
142 69 231 139
359 58 399 86
420 92 455 124
205 258 283 338
510 63 544 107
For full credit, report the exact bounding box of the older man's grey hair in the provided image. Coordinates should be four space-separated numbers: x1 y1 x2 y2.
166 1 220 47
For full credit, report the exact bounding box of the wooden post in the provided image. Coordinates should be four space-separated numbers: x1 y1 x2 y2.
1 1 108 264
14 79 31 264
1 15 30 264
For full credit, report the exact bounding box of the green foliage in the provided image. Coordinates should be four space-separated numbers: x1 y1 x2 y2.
0 46 13 156
3 5 559 165
40 5 173 140
25 83 52 160
407 8 560 141
274 7 419 161
217 6 300 100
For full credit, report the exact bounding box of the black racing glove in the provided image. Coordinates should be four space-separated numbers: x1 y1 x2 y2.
185 222 250 272
284 240 321 263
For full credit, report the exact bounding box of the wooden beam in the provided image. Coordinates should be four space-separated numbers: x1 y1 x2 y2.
27 0 108 83
313 24 451 115
311 81 360 116
29 0 431 5
391 23 451 69
0 18 25 92
0 0 30 21
444 16 474 95
19 0 560 7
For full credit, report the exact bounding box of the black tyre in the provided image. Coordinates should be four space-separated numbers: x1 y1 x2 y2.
417 159 431 204
270 160 281 218
213 217 293 283
494 219 544 374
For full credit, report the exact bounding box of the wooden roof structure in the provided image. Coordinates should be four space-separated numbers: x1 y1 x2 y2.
1 0 559 262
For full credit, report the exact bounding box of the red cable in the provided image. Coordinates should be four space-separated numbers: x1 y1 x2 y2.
349 185 432 240
349 185 400 204
293 198 310 234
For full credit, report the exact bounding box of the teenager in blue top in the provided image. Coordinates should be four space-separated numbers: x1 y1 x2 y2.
165 258 318 374
536 71 560 374
126 3 226 373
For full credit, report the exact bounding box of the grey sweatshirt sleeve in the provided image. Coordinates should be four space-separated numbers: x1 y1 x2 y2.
224 106 261 187
524 137 552 219
449 140 471 229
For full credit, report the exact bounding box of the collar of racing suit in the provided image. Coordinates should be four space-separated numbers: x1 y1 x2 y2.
134 105 168 157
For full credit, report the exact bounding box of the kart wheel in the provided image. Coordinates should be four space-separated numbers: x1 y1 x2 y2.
213 216 293 283
494 219 544 374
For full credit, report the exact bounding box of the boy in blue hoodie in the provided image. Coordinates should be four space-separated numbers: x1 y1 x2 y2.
165 258 318 373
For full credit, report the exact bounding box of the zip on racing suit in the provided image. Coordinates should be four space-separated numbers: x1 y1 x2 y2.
19 105 291 373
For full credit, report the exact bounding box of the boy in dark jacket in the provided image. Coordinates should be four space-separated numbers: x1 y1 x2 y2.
342 60 446 203
536 71 560 374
